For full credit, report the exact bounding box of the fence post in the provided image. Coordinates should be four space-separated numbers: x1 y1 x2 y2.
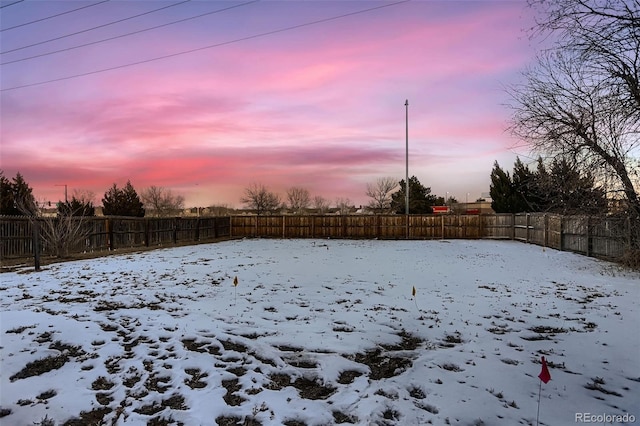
586 216 591 257
282 215 286 239
107 218 114 251
173 217 178 244
195 217 200 242
462 214 466 239
32 220 41 271
144 219 150 247
405 214 409 240
342 215 347 238
311 215 315 238
560 215 565 251
511 214 515 240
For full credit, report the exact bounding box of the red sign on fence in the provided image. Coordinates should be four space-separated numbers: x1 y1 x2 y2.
432 206 450 214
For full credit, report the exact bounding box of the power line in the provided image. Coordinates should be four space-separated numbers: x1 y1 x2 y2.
1 0 410 91
1 0 258 65
0 0 110 32
0 1 24 9
1 0 191 54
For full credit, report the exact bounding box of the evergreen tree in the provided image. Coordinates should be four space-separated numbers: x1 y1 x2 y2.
512 157 536 212
0 171 36 215
102 183 121 216
547 158 606 215
391 176 437 214
57 197 95 217
532 157 552 212
0 171 13 215
102 181 145 217
490 157 607 214
122 181 145 217
490 161 518 213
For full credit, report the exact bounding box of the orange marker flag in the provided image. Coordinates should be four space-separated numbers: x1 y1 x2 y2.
538 356 551 384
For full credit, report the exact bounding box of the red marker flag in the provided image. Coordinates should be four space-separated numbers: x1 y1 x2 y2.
538 356 551 384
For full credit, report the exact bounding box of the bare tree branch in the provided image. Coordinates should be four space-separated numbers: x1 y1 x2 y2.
241 183 281 215
16 198 92 258
140 186 185 217
511 0 640 218
366 177 398 213
286 187 311 214
312 195 330 214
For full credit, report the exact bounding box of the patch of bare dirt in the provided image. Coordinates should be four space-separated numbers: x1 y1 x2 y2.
337 370 362 385
352 349 412 380
222 378 246 406
62 407 112 426
10 354 69 381
184 368 208 389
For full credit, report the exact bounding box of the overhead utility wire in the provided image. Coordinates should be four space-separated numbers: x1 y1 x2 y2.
2 0 191 54
0 1 24 9
1 0 410 91
1 0 109 32
1 0 258 64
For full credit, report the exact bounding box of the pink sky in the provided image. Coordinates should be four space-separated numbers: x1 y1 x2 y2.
1 0 539 208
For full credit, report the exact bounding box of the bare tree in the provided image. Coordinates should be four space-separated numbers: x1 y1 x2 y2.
335 198 353 215
366 177 398 213
207 204 234 216
241 183 281 215
72 189 95 206
313 195 330 214
286 187 311 214
17 197 92 258
141 186 185 217
510 0 640 218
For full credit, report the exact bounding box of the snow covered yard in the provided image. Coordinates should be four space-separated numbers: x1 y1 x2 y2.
0 239 638 426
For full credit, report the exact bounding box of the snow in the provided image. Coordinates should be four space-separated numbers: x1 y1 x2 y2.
1 239 638 425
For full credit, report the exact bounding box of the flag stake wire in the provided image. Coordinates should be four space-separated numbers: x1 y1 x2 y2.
536 356 551 426
536 379 542 426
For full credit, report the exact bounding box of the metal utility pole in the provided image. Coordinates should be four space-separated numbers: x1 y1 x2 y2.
405 99 409 238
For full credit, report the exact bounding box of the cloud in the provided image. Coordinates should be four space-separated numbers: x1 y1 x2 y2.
0 1 535 206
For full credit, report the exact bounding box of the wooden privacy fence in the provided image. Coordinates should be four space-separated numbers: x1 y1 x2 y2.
510 213 635 259
231 214 485 239
231 213 636 259
1 213 636 261
0 216 231 259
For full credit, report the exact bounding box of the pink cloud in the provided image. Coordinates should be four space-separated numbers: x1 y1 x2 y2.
1 1 536 207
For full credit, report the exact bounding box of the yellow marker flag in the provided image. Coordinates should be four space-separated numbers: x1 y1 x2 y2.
233 276 238 287
412 286 416 297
